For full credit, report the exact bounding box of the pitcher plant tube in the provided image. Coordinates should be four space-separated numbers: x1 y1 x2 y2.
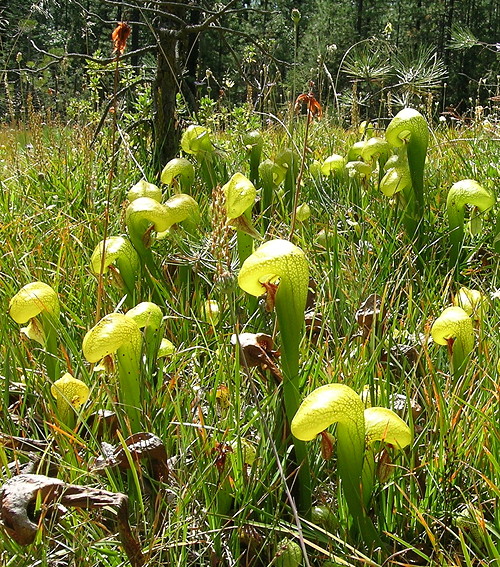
222 172 259 264
125 301 164 377
385 108 429 250
431 306 474 380
238 239 311 514
125 194 200 275
258 158 286 230
275 148 299 217
446 179 495 270
161 157 195 193
9 282 60 381
291 383 411 550
242 130 263 186
83 313 143 433
90 236 140 304
181 125 216 191
51 373 90 429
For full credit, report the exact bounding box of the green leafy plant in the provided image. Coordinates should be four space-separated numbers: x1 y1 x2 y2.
446 179 495 270
431 306 475 380
291 383 411 549
90 236 140 305
238 239 311 514
82 313 143 433
9 282 60 382
50 372 90 429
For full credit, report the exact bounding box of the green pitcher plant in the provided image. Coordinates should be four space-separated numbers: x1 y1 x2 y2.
361 137 391 185
275 148 299 212
295 202 311 223
222 172 260 264
127 179 162 203
181 124 216 191
125 193 200 274
362 406 411 508
161 157 195 193
90 236 140 304
201 299 220 326
453 287 489 321
431 306 474 380
51 372 90 429
291 383 411 549
320 154 346 177
125 301 164 377
242 130 263 186
385 108 429 249
258 158 287 230
446 179 495 270
345 160 372 180
9 282 60 381
379 153 412 198
83 313 143 433
347 140 366 162
238 238 311 514
157 337 175 385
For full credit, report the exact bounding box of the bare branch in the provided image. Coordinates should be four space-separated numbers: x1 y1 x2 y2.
91 77 150 148
183 0 239 34
29 40 155 65
105 0 189 26
204 25 289 66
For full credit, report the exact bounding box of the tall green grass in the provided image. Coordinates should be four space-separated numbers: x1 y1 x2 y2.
1 110 499 566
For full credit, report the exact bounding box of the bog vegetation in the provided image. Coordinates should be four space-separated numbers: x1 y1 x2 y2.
1 4 500 567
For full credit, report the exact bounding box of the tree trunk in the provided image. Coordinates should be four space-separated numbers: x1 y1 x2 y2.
130 7 140 70
153 30 181 167
152 2 188 167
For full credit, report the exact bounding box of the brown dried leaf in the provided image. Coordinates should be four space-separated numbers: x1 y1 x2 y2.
0 474 144 566
231 333 282 383
0 434 49 453
92 432 168 482
304 310 328 343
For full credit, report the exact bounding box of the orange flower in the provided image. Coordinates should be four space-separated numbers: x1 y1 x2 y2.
112 22 131 55
294 86 322 121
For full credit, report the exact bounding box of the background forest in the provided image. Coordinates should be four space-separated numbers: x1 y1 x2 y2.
1 0 499 142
